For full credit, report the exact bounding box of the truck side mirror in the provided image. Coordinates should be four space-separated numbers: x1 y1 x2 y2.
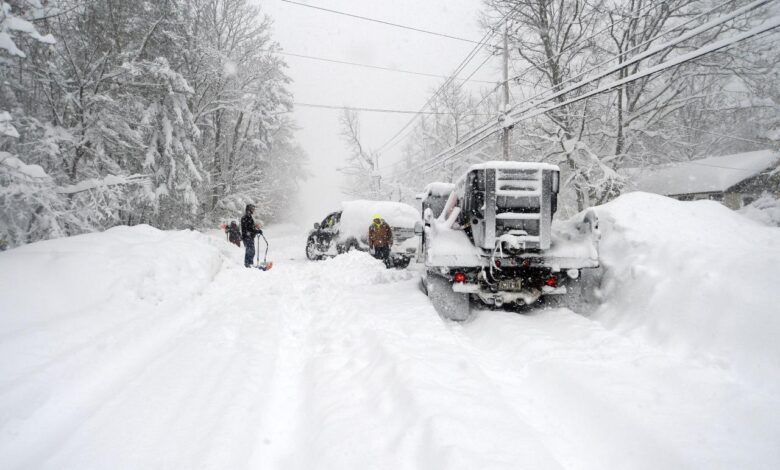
414 221 423 235
314 222 320 230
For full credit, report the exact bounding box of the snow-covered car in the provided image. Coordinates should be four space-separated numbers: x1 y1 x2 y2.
306 200 421 267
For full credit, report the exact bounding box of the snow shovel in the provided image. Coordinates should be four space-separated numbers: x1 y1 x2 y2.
255 233 273 271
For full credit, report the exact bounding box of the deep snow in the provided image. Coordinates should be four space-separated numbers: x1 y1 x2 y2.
1 193 779 469
592 192 780 391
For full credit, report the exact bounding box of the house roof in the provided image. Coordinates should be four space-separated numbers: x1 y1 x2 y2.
627 150 779 196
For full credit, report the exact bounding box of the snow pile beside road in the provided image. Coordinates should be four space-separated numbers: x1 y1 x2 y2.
0 226 230 468
317 250 415 285
592 192 780 389
0 225 226 331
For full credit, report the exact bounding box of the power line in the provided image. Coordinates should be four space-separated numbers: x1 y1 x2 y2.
292 102 492 115
262 49 494 84
382 0 671 175
506 7 779 122
451 2 777 169
660 122 774 146
374 6 520 157
443 0 742 135
281 0 484 45
374 47 502 165
505 0 768 120
373 34 497 155
376 47 500 162
393 16 780 178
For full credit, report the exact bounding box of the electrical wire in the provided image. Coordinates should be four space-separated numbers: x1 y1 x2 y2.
373 30 499 155
375 47 501 166
505 0 769 121
382 0 675 176
659 122 773 146
454 0 673 125
263 49 495 84
292 102 493 115
281 0 484 45
374 6 521 158
439 2 776 170
393 17 780 178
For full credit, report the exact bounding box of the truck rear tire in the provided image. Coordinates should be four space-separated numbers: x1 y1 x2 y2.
426 272 471 321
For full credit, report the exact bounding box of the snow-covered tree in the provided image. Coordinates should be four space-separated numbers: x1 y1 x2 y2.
0 0 305 247
338 109 384 200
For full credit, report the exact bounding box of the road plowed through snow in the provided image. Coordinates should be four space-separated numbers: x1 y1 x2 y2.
1 225 777 469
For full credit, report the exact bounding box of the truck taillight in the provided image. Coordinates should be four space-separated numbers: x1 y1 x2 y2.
453 272 466 283
494 259 501 268
545 276 557 287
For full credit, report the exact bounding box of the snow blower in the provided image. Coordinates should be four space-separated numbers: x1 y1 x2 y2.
255 233 273 271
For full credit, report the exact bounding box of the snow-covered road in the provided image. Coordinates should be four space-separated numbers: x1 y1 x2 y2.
1 218 779 469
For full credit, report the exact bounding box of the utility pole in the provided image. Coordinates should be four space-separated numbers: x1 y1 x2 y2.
501 21 511 161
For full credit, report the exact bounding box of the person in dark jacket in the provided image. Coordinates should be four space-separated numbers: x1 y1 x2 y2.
226 221 241 247
368 213 393 268
241 204 263 267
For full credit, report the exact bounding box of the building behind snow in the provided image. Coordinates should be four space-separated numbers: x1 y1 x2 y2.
625 150 780 209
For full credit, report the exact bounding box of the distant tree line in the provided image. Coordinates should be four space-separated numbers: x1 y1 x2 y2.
0 0 307 248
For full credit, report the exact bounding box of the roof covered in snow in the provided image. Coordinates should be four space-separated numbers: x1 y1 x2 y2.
627 150 780 195
468 161 561 173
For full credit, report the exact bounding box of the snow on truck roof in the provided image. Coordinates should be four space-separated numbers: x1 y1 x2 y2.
467 161 561 172
627 149 779 196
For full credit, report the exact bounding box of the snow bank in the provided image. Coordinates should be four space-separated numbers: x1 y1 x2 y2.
0 226 236 468
591 192 780 389
0 224 227 356
339 200 419 242
316 250 415 285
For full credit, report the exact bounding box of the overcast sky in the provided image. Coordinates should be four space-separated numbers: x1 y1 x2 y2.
261 0 501 223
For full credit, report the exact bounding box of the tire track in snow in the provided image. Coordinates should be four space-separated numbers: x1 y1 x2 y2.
263 258 565 470
33 263 288 469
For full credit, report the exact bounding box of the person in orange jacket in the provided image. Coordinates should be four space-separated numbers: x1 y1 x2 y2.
368 213 393 267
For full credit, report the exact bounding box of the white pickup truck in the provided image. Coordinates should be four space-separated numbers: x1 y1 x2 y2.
418 162 600 320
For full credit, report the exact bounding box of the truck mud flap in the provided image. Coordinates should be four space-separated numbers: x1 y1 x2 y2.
426 272 471 322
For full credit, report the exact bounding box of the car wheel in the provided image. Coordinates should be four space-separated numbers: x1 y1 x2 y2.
306 236 321 261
